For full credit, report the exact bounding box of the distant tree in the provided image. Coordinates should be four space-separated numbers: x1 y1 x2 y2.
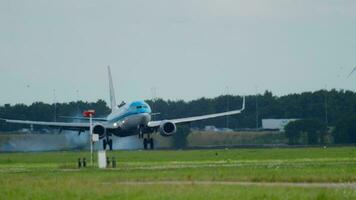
172 125 191 149
285 122 300 145
333 115 356 144
285 119 327 145
306 120 326 144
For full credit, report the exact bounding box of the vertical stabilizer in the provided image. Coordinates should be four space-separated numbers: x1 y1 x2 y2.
108 66 118 112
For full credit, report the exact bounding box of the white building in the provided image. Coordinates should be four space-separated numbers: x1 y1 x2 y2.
204 126 219 132
262 119 298 131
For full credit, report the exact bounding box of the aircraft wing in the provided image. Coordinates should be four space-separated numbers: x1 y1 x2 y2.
0 118 90 130
58 116 108 121
147 97 245 127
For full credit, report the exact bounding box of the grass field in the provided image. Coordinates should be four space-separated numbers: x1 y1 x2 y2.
1 147 356 199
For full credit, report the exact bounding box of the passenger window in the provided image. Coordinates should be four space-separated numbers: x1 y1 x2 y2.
137 106 142 109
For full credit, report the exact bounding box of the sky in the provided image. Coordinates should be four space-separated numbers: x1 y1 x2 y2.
0 0 355 105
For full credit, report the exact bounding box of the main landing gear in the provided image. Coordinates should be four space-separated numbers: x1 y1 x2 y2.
103 137 113 150
138 126 154 150
143 138 154 150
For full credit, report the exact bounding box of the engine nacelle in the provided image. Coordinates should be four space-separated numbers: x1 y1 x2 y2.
92 124 106 138
159 121 177 137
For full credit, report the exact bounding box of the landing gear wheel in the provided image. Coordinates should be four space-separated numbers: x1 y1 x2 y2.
143 138 148 150
149 138 154 150
138 127 143 139
108 139 113 151
103 139 107 150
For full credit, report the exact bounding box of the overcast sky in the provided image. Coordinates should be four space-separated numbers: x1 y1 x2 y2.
0 0 355 105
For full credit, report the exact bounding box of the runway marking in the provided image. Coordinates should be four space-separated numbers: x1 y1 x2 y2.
107 181 356 188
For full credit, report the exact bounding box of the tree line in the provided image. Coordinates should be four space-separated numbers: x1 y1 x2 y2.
284 116 356 145
0 89 355 136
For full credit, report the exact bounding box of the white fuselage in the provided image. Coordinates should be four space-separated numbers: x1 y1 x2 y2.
106 101 151 132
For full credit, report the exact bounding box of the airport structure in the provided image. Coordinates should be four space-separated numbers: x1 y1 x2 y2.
262 119 298 131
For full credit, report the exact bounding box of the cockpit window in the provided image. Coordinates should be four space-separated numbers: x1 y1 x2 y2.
136 105 148 109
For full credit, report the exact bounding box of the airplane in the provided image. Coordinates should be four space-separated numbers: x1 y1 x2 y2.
1 66 245 150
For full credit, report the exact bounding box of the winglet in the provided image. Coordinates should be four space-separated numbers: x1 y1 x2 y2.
108 66 118 112
241 96 246 111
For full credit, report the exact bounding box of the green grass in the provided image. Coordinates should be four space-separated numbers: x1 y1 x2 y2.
1 147 356 199
1 181 355 200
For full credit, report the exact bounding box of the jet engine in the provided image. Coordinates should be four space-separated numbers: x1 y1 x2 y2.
92 123 106 139
159 121 177 137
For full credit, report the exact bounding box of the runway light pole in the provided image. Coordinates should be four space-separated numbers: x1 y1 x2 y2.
255 86 259 130
324 85 328 126
53 89 57 122
225 86 230 129
83 110 96 166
